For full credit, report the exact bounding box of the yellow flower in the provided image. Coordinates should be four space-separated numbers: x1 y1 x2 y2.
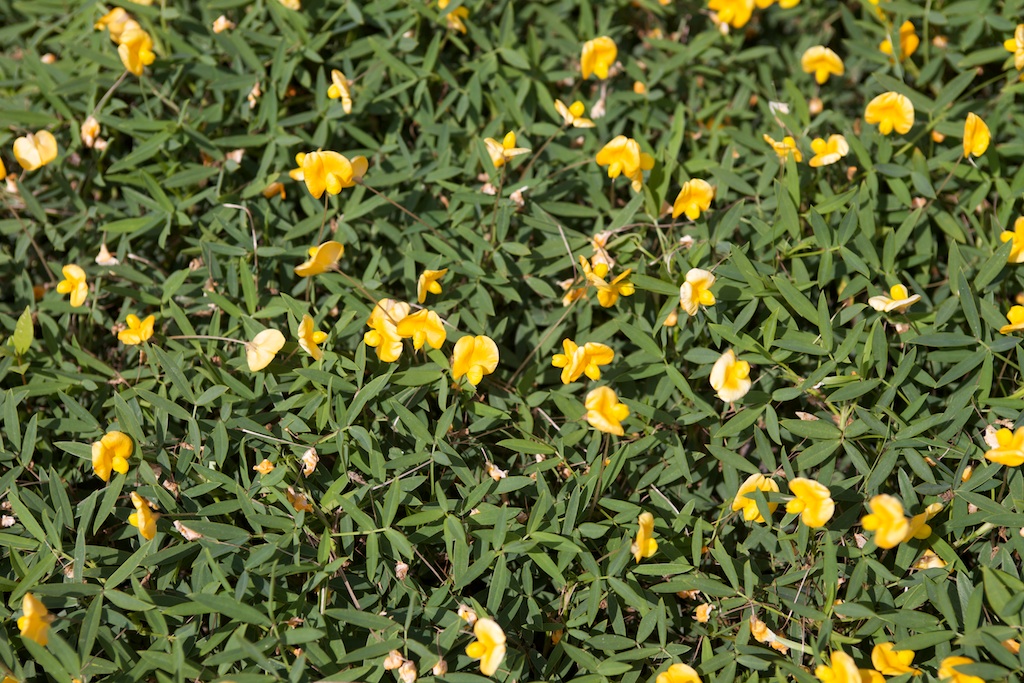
585 386 630 436
56 264 88 307
963 113 990 158
364 299 411 363
786 477 835 528
438 0 469 33
801 46 845 84
1005 24 1024 70
865 92 914 135
708 0 755 28
632 511 658 562
1002 217 1024 263
465 618 506 676
656 663 703 683
694 603 714 622
13 130 58 171
417 268 448 303
582 257 635 307
1000 306 1024 334
286 486 313 512
81 116 101 148
672 179 715 220
451 335 499 386
18 593 54 646
246 329 286 372
732 473 779 523
294 240 344 277
128 491 158 540
458 604 478 625
551 339 615 384
913 550 946 569
262 181 286 199
396 309 447 350
328 69 353 114
92 430 133 482
938 657 984 683
484 131 530 169
871 643 920 676
861 670 886 683
904 502 943 540
985 427 1024 466
297 314 329 360
750 615 780 646
118 314 155 345
278 0 301 9
118 26 156 76
581 36 617 79
253 459 275 475
679 268 716 316
880 21 920 61
809 135 850 167
554 100 595 128
763 134 802 162
710 349 752 403
861 494 909 549
301 150 367 198
867 284 920 313
816 651 861 683
95 7 140 43
595 135 655 192
212 15 235 33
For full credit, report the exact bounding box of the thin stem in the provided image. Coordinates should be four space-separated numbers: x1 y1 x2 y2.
488 165 506 247
91 71 129 119
517 128 562 182
314 193 330 244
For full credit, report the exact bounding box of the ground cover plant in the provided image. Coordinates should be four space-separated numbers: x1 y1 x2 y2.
3 0 1024 681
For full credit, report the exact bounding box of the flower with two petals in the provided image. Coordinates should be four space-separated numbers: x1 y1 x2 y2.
396 310 447 351
868 284 920 313
632 512 658 562
710 349 751 402
585 386 629 435
1005 25 1024 71
801 46 844 84
861 494 909 548
1000 306 1024 334
246 329 286 372
880 21 919 61
451 335 499 386
732 473 779 523
119 314 155 345
14 131 58 171
438 0 469 33
786 477 835 528
18 593 54 646
418 268 448 303
551 339 614 384
365 299 411 363
466 618 506 676
300 151 367 198
963 113 990 158
708 0 755 28
581 36 617 79
871 643 920 676
657 663 702 683
297 314 329 360
57 264 88 307
484 132 530 169
92 430 134 482
809 135 849 167
129 491 158 540
596 135 655 192
118 26 156 76
672 179 714 220
679 268 716 316
764 134 802 162
865 92 914 135
328 69 353 114
295 240 344 277
554 100 595 128
984 427 1024 466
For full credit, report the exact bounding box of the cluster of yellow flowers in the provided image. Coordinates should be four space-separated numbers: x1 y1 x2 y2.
816 647 986 683
95 7 156 76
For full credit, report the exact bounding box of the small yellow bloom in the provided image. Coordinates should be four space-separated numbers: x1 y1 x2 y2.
582 257 635 307
297 314 329 360
679 268 716 316
809 135 849 167
1002 217 1024 263
286 486 313 513
364 299 411 363
300 150 367 198
13 130 58 171
963 113 990 158
551 339 615 384
328 69 353 114
1000 306 1024 334
118 26 156 76
861 494 909 549
581 36 617 79
118 314 155 345
786 477 835 528
1003 639 1021 655
128 491 158 540
732 473 779 523
585 386 630 436
1005 24 1024 70
253 459 275 475
871 643 920 676
938 657 984 683
417 268 448 303
656 663 703 683
816 651 860 683
749 614 781 646
861 670 886 683
18 593 54 646
438 0 469 33
708 0 755 28
56 264 88 307
554 100 595 128
985 427 1024 466
294 240 344 277
710 349 752 403
801 46 845 84
672 179 715 220
465 618 506 676
913 549 946 569
868 284 920 313
81 116 101 148
763 134 802 162
595 135 655 192
262 181 286 199
451 335 499 386
633 80 647 94
246 329 286 372
865 92 915 135
483 131 530 169
880 21 920 61
396 309 447 350
278 0 301 9
95 7 140 43
632 511 658 562
458 604 478 625
92 430 134 482
212 15 235 33
694 603 714 623
904 502 943 541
